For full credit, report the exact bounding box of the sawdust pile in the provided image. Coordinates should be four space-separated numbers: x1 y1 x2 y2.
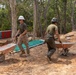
60 31 76 43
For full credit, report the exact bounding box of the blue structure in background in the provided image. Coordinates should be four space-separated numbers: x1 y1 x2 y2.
0 31 2 39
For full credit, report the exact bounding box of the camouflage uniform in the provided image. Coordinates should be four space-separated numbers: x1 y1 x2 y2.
45 24 58 59
17 23 30 54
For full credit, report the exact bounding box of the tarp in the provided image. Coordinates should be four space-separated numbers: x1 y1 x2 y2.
14 40 44 52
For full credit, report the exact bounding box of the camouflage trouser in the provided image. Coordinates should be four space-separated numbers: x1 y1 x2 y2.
17 35 30 54
45 37 56 57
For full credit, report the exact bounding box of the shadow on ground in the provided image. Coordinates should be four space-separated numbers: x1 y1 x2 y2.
0 58 20 66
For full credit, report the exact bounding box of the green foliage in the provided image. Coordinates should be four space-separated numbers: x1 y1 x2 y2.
66 23 72 33
0 0 76 33
16 0 33 31
27 25 33 32
0 7 11 30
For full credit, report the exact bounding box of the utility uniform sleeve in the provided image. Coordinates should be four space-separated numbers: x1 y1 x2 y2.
55 25 58 31
23 24 27 31
46 26 49 33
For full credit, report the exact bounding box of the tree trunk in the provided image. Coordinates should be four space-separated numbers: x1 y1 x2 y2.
37 3 43 38
37 0 45 38
63 0 67 34
33 0 38 39
9 0 17 38
43 0 50 28
55 0 61 33
71 0 76 31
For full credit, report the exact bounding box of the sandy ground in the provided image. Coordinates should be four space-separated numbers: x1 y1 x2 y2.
0 43 76 75
0 31 76 75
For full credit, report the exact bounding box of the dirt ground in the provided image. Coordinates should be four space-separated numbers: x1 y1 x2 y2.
0 31 76 75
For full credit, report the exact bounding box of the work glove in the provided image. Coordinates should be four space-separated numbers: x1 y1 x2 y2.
13 36 17 43
59 40 62 43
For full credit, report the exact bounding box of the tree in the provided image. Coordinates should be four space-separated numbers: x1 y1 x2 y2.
33 0 38 39
43 0 50 36
71 0 76 31
37 0 51 37
55 0 61 33
1 0 76 37
62 0 67 33
9 0 17 38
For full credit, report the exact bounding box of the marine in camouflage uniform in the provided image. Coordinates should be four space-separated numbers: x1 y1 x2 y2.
45 17 61 61
15 16 30 56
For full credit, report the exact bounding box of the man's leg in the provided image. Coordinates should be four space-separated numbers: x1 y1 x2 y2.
47 38 56 60
23 35 30 55
47 43 52 61
17 36 25 54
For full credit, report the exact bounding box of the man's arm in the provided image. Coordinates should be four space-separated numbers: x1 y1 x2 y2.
13 30 20 43
15 29 20 37
55 30 61 42
20 30 27 36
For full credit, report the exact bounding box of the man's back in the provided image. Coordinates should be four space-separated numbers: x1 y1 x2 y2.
46 24 58 35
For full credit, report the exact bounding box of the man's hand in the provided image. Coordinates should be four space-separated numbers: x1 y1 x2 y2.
55 30 62 43
19 34 23 38
13 36 17 43
59 40 62 43
21 30 27 36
